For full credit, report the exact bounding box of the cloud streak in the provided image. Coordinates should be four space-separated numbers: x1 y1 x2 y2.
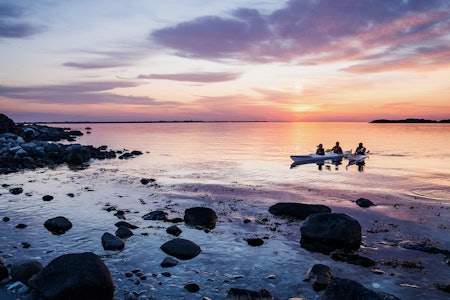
0 81 171 106
137 72 241 83
150 0 450 72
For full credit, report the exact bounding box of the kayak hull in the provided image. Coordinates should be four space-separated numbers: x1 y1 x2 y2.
290 152 345 163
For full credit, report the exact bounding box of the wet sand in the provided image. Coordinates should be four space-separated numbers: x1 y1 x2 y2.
1 162 449 299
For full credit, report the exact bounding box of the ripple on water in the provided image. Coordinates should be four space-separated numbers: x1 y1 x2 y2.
410 188 450 202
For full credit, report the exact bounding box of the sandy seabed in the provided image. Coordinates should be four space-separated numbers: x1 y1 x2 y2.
1 160 449 300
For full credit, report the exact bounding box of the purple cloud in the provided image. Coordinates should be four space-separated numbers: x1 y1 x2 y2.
137 72 240 83
0 81 172 106
150 0 450 71
0 3 41 38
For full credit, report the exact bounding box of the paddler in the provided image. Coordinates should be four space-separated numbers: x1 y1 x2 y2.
355 142 366 155
316 144 325 155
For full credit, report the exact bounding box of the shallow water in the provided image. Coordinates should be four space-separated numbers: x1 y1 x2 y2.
1 122 449 299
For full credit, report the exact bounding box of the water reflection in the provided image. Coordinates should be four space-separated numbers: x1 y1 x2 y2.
290 158 344 171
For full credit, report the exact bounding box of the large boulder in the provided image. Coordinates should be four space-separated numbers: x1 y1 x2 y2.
10 260 44 283
322 278 400 300
160 238 202 260
31 252 114 300
300 213 362 254
44 216 73 235
0 114 21 135
268 202 331 220
184 207 217 229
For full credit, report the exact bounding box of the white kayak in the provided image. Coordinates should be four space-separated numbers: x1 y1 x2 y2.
347 153 369 162
290 151 350 163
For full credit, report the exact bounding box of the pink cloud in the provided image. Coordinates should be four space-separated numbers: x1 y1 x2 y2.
150 0 450 71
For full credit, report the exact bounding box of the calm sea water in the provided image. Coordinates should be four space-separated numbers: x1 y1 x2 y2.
2 122 449 299
73 122 450 201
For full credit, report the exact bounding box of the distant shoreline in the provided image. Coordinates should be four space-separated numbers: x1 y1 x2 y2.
19 120 272 125
371 118 450 123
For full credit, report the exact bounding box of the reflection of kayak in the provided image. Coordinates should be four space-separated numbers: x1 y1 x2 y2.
347 154 369 162
291 151 350 163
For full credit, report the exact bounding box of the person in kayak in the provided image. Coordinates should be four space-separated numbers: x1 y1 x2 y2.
355 142 366 155
331 142 343 154
316 144 325 155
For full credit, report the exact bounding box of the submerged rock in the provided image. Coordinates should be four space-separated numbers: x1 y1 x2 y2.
161 257 179 268
300 213 362 254
142 210 169 221
31 252 114 300
322 278 400 300
160 238 201 260
268 202 331 220
225 288 280 300
184 207 217 229
305 264 334 291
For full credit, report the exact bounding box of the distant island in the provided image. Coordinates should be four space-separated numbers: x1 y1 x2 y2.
371 118 450 123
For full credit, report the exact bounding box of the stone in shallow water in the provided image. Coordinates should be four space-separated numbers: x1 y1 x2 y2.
102 232 125 251
31 252 114 300
184 207 217 229
300 213 362 254
44 216 72 235
160 238 201 260
268 202 331 220
355 198 376 208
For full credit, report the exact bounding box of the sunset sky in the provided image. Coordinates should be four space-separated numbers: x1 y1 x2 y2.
1 0 449 122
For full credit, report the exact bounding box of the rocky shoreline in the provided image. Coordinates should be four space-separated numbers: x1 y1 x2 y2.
0 114 142 174
1 114 449 299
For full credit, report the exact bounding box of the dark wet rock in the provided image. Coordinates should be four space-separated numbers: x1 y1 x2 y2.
44 216 72 235
184 281 200 293
2 216 10 222
16 223 27 229
166 225 182 236
184 207 218 229
102 232 125 251
161 257 179 268
322 278 401 300
356 198 376 208
305 264 334 291
42 195 54 201
10 260 44 283
115 226 134 239
114 210 127 220
160 238 202 260
0 115 126 174
115 221 139 229
9 187 23 195
0 113 21 135
330 250 376 267
140 178 155 185
67 193 75 197
31 252 114 300
245 238 264 247
142 210 168 221
0 265 8 281
435 283 450 293
225 288 280 300
399 241 448 255
22 242 31 248
268 202 331 220
300 213 362 254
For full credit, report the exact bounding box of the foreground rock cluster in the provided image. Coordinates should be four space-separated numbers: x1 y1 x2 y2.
0 114 142 174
